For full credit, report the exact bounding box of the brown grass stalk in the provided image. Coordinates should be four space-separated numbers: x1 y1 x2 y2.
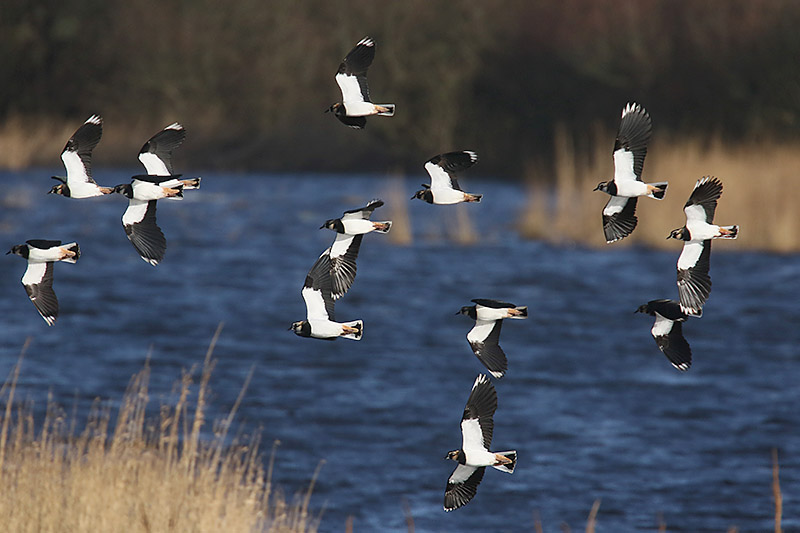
0 333 319 533
773 448 783 533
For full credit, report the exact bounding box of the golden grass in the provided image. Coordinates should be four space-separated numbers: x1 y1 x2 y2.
520 126 800 253
0 331 319 533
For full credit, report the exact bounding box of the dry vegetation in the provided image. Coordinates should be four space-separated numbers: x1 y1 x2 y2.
0 335 319 533
519 127 800 252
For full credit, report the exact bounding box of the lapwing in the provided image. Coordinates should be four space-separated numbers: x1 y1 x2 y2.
290 249 363 340
457 299 528 378
412 151 482 205
320 199 391 300
7 239 80 325
327 37 395 129
444 374 516 512
636 299 692 371
48 115 114 198
594 103 667 243
668 176 738 316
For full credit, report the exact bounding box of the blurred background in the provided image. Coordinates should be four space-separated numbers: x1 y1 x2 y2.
2 3 800 531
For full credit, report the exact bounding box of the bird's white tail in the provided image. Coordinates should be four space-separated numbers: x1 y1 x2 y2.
375 104 395 116
508 306 528 319
647 182 668 200
717 225 739 239
491 451 517 474
60 243 81 263
373 221 392 233
341 320 363 340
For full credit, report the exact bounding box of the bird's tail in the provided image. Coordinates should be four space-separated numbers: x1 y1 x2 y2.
647 182 668 200
375 104 395 116
464 193 482 203
181 177 202 190
341 320 363 340
507 306 528 319
492 451 517 474
60 243 81 263
717 225 739 239
372 221 392 233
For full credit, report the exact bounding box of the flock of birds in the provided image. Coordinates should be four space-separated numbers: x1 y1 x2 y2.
6 36 740 512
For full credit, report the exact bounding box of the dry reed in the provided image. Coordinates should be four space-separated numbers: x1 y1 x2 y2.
0 329 319 533
520 126 800 253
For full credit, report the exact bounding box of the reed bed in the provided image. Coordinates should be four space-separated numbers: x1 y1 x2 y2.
0 334 319 533
520 126 800 253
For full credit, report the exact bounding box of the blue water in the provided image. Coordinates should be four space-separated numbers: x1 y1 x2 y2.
0 170 798 532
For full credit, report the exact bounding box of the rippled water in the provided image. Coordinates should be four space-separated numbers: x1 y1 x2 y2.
0 170 798 532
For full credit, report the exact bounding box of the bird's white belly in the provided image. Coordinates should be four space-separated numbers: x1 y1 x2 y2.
131 181 168 201
463 447 497 467
69 182 103 198
341 219 376 235
308 319 342 338
614 179 648 197
343 102 376 116
686 220 719 240
430 187 465 205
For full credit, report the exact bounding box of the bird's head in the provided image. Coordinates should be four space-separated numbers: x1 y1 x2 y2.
593 180 614 195
320 218 343 232
6 245 25 257
635 303 651 315
326 103 344 116
456 305 476 319
667 227 688 241
290 320 311 337
445 450 464 463
411 189 433 203
48 177 68 196
112 183 133 198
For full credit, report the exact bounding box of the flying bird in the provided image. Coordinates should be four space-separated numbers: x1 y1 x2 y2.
593 103 668 243
667 176 738 316
138 122 201 189
457 299 528 379
320 199 392 300
6 239 80 325
635 299 692 371
290 250 363 340
444 374 516 512
412 151 482 204
327 37 395 129
48 115 114 198
112 175 186 266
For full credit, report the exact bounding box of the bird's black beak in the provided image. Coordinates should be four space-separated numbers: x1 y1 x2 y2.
592 184 601 191
319 224 326 229
287 324 294 331
5 250 11 255
665 234 672 240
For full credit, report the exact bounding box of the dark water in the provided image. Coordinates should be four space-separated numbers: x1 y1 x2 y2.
0 170 798 532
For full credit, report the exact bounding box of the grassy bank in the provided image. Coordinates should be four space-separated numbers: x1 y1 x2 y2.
0 335 319 533
520 126 800 252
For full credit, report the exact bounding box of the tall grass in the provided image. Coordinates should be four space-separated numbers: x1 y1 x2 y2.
0 331 319 533
520 126 800 252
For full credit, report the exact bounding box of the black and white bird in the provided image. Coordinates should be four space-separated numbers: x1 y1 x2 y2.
412 151 482 205
444 374 516 512
291 250 363 340
112 175 186 266
320 199 392 300
48 115 114 198
327 37 395 129
6 240 80 325
457 299 528 379
593 103 668 243
635 299 692 371
138 122 201 189
667 177 738 316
